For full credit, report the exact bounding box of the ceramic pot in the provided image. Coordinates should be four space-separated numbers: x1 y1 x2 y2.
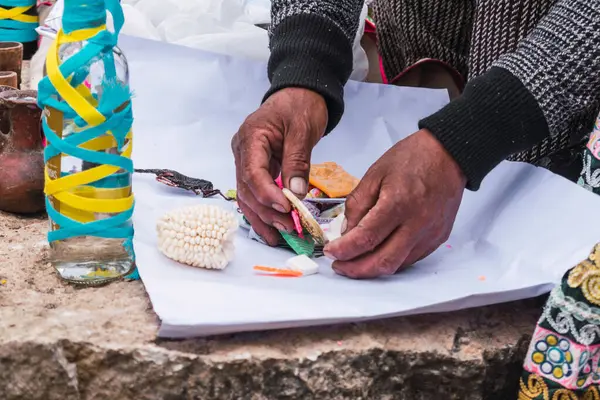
0 71 17 88
0 42 23 87
0 89 44 214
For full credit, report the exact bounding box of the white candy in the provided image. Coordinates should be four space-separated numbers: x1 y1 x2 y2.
285 255 319 276
326 213 345 242
156 204 239 270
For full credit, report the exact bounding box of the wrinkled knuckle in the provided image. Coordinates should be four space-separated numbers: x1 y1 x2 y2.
236 184 250 202
253 189 271 206
238 131 258 152
285 152 310 172
413 179 430 200
242 110 261 126
241 168 253 185
245 167 265 185
356 230 380 252
378 256 398 275
345 191 358 207
238 123 265 144
378 186 400 206
286 117 310 138
345 191 362 217
243 180 269 205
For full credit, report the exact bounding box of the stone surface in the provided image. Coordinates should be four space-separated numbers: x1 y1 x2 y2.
0 210 547 399
1 63 547 399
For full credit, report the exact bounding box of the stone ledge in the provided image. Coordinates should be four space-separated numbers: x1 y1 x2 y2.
0 209 545 399
0 333 534 400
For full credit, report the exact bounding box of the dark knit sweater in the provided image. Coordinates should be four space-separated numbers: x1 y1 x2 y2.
264 0 600 190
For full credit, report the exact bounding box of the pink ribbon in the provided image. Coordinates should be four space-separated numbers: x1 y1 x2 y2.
275 175 304 238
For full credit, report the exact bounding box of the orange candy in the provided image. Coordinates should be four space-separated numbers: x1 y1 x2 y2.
309 162 359 198
253 266 303 277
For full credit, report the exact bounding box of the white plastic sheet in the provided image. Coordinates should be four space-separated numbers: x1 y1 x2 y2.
122 36 600 338
39 0 369 80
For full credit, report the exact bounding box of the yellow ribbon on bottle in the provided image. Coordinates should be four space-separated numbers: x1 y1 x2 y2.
0 5 37 24
44 24 134 223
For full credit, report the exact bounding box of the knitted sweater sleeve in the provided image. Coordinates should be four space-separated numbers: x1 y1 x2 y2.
263 0 364 133
419 0 600 190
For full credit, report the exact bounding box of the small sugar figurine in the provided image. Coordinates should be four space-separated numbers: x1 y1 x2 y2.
285 254 319 276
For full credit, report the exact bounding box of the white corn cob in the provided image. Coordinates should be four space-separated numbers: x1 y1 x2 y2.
156 204 239 270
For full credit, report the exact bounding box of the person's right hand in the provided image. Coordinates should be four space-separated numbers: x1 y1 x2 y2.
231 88 328 246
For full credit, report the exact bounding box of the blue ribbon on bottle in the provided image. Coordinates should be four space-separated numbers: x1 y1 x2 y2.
0 0 38 43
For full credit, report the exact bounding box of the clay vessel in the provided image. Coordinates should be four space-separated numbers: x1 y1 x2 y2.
0 42 23 87
0 89 44 214
0 71 17 88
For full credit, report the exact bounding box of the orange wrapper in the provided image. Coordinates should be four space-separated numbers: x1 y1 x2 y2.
309 162 359 198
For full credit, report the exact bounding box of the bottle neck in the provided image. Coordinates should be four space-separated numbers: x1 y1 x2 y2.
62 0 107 34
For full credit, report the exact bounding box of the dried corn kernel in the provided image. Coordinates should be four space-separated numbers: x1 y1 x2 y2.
156 204 239 270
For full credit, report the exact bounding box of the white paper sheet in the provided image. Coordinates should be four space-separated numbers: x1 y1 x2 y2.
41 0 368 80
122 36 600 338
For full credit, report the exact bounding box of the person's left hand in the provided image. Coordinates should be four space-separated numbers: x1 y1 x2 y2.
323 129 467 279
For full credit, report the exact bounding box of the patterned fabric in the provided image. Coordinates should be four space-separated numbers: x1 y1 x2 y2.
373 0 475 81
520 246 600 398
496 0 600 165
373 0 600 168
579 117 600 193
519 114 600 398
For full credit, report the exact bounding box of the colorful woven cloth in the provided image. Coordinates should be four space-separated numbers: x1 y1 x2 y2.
519 245 600 398
519 114 600 399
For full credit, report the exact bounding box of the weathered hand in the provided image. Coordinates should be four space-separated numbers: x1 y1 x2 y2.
324 129 467 279
231 88 328 245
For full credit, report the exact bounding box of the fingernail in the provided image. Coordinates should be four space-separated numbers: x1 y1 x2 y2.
332 267 346 277
324 251 337 261
273 203 286 213
341 217 348 234
290 177 307 196
273 222 287 232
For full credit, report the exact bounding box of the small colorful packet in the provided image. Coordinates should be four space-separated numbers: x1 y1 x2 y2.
246 227 324 257
303 200 321 219
281 188 327 246
280 230 315 256
320 202 345 220
240 170 350 258
304 198 345 224
306 187 327 199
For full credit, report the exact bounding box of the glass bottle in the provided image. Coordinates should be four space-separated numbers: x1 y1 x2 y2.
41 0 135 285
